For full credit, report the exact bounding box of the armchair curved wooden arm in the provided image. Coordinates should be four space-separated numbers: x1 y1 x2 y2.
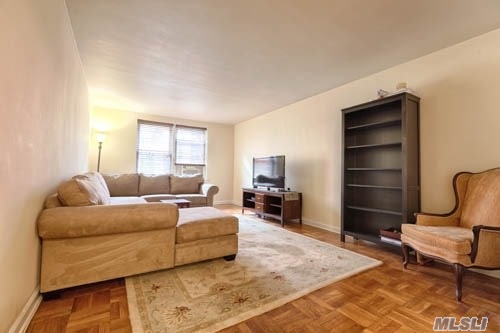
471 225 500 265
401 168 500 301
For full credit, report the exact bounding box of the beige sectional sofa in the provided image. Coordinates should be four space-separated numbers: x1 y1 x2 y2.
45 172 219 208
37 172 238 293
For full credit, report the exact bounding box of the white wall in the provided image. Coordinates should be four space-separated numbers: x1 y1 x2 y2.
0 0 89 331
234 28 500 233
89 107 235 203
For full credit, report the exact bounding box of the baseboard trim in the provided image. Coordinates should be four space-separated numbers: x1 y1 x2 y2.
230 203 340 233
302 218 340 234
9 286 42 333
470 268 500 279
214 200 236 205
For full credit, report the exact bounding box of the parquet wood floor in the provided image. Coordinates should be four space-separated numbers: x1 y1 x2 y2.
27 204 500 332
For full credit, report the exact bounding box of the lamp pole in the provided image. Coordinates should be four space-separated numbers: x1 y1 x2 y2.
97 141 103 172
95 132 107 172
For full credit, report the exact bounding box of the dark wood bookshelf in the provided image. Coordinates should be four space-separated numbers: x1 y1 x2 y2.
346 142 402 149
341 92 420 247
346 184 402 190
346 167 402 171
346 205 403 216
346 119 401 131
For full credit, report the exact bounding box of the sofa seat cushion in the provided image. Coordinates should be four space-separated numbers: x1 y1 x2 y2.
141 194 177 202
38 203 179 239
176 207 238 243
401 224 473 255
175 194 207 206
110 196 147 205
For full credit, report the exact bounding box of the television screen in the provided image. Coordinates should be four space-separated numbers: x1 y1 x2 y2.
253 155 285 189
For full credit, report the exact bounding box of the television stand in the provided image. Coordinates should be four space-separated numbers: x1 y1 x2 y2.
241 188 302 227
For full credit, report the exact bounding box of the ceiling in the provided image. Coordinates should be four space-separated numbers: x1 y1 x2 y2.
66 0 500 124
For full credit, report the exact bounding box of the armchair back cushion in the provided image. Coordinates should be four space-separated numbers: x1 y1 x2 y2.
460 169 500 228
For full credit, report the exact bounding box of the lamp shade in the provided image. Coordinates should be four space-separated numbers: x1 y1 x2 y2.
96 132 107 143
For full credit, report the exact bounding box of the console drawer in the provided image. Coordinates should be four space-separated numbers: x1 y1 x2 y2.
255 202 264 211
255 193 265 203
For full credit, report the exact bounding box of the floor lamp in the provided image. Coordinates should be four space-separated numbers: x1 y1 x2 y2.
95 132 107 172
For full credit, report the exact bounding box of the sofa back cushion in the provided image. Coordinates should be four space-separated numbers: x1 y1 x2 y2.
139 174 170 195
103 173 139 196
170 174 204 194
57 172 111 206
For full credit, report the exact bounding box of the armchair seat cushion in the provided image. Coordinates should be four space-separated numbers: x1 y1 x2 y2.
402 224 474 265
402 225 473 255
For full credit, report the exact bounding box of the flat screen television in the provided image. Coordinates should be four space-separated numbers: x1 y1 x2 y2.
252 155 285 189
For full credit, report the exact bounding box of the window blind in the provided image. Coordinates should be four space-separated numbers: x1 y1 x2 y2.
137 120 173 174
175 126 207 165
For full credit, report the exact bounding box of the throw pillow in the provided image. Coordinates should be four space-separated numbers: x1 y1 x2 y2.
170 174 204 194
94 172 111 198
73 172 111 204
57 179 97 206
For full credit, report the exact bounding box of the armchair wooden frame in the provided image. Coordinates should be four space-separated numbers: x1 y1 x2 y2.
401 169 500 302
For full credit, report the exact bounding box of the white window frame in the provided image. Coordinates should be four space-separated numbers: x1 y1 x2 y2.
136 120 173 175
136 120 207 176
174 125 207 176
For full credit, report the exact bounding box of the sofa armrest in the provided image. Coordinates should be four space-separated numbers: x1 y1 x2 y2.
201 183 219 206
414 212 460 227
38 203 179 239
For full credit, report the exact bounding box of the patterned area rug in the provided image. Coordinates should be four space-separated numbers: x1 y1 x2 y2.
126 215 382 332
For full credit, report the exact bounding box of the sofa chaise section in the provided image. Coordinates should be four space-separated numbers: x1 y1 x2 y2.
176 207 239 266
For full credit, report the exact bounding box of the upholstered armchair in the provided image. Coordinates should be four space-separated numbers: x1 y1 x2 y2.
401 168 500 301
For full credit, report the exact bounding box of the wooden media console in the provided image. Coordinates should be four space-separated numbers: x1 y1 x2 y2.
241 188 302 227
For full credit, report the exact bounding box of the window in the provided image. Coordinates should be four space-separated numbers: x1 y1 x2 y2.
137 120 173 174
175 125 206 165
175 125 207 175
136 120 207 175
